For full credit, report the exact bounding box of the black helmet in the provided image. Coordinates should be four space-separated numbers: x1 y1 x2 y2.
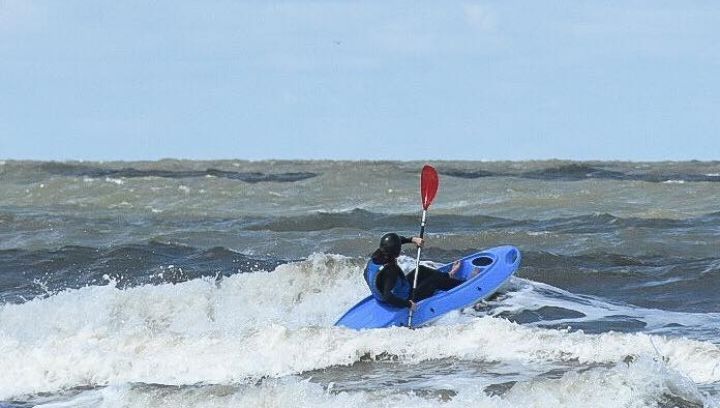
379 233 402 258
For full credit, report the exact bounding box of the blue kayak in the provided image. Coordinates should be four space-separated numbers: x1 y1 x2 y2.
335 245 521 329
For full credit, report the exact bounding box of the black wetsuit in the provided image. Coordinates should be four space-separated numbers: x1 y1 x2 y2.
371 236 463 308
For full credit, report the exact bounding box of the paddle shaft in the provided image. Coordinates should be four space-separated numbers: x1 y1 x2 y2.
407 208 428 327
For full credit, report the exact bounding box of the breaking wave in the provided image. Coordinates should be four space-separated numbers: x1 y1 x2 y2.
1 254 719 406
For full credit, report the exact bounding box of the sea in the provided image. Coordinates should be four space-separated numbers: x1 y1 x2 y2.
0 159 719 407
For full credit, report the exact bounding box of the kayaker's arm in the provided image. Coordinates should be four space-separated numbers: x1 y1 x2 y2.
400 235 424 247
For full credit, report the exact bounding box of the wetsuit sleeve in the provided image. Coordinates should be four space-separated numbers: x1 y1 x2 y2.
399 236 413 245
379 265 412 308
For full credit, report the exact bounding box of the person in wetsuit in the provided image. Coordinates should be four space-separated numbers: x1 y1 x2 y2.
363 232 463 310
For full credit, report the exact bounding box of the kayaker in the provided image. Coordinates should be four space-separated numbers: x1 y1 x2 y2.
363 232 463 310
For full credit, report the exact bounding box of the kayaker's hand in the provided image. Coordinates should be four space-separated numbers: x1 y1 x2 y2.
449 260 461 278
408 300 417 311
412 237 424 247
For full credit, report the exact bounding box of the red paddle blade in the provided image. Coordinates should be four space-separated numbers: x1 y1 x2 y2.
420 165 439 210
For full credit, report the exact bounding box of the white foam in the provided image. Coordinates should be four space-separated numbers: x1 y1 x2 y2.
481 278 720 339
33 361 717 408
108 201 133 209
104 177 124 185
1 254 719 400
499 356 713 408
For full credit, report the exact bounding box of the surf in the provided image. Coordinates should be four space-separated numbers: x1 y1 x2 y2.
1 253 719 402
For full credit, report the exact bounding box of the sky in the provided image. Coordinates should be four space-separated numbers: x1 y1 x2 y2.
0 1 719 161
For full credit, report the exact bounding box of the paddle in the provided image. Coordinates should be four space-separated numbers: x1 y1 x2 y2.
407 164 439 328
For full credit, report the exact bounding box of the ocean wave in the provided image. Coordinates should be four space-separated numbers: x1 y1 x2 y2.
0 242 287 303
33 162 318 183
1 254 719 400
519 251 720 313
437 163 720 183
244 208 720 233
478 278 720 339
2 240 719 313
245 208 517 232
26 364 716 408
6 159 719 185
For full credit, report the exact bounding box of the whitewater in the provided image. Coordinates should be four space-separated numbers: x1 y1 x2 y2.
1 160 719 407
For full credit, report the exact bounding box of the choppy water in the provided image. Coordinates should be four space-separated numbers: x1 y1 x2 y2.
0 159 719 407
